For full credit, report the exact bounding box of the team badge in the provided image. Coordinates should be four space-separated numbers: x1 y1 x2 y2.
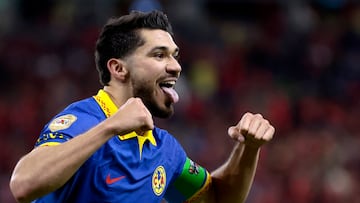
152 165 166 196
49 114 77 132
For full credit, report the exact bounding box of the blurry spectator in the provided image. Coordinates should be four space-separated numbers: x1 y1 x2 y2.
2 1 360 202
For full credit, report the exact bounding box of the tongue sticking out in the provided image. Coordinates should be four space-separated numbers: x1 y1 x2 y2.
161 87 179 103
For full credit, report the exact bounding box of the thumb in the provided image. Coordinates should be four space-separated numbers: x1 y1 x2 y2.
228 126 245 142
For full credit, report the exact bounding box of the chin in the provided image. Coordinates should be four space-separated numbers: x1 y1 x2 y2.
140 92 176 118
154 108 174 119
152 104 174 118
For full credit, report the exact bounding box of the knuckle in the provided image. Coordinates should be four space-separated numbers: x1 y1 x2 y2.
262 119 270 125
243 112 253 118
270 125 275 133
134 98 142 104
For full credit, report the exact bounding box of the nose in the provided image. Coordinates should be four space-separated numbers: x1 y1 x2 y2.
166 57 182 75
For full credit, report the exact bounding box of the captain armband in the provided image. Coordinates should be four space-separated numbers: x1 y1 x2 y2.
167 158 212 203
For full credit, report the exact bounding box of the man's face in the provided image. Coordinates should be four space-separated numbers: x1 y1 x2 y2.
124 29 181 118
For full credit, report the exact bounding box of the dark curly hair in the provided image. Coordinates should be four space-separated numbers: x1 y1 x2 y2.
95 10 174 86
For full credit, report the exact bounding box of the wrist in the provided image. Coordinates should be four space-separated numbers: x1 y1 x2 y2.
98 119 119 137
243 142 261 151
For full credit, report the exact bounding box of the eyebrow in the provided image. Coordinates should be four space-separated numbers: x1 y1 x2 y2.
150 46 179 55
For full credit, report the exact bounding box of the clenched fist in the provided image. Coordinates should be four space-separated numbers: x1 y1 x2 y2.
228 112 274 148
107 97 154 136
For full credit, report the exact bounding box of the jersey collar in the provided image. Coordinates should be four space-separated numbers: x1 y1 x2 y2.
93 89 157 159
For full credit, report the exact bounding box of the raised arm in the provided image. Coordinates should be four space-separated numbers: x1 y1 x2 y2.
195 112 274 203
9 98 153 203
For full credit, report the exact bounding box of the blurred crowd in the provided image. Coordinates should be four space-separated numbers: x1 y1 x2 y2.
1 0 360 202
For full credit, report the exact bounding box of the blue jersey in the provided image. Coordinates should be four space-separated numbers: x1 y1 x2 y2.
33 90 211 203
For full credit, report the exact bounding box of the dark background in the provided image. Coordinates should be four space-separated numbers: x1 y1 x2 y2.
1 0 360 202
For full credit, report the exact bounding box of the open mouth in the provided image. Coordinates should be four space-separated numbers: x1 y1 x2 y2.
159 81 176 89
159 80 179 103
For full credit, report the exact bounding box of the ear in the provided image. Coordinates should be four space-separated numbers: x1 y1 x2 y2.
107 58 128 81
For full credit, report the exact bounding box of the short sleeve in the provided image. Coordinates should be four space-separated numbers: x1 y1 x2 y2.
35 98 104 147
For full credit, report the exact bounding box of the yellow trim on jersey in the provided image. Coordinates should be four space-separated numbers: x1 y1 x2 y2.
39 142 61 147
93 89 157 159
93 89 118 118
185 171 212 203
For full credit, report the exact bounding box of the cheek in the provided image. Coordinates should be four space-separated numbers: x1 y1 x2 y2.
134 70 158 84
132 77 157 99
128 59 165 87
137 59 165 75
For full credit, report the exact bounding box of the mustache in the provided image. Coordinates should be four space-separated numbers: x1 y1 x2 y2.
159 72 180 80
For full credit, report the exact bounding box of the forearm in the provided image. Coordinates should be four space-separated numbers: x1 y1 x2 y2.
210 143 260 203
195 113 273 203
9 122 114 203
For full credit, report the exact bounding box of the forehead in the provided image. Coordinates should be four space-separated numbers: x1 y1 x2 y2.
137 29 178 52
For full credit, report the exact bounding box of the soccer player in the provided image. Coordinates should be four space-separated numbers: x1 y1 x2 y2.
9 10 274 203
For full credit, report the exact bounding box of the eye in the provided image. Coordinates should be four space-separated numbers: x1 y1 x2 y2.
154 52 165 59
173 54 180 61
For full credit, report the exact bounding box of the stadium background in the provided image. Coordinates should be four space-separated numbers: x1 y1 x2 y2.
1 0 360 202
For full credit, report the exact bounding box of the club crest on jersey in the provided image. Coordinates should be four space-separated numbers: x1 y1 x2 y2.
49 114 77 132
152 166 166 196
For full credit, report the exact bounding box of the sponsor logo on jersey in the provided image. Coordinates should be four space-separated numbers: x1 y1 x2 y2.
152 165 166 196
49 114 77 132
106 173 126 185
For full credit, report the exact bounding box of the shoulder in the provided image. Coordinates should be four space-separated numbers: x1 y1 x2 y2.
153 127 187 165
64 97 102 117
153 127 183 148
42 97 104 136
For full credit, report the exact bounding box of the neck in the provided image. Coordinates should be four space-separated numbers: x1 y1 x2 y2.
103 85 130 108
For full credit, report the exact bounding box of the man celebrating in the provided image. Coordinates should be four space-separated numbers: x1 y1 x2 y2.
9 10 274 203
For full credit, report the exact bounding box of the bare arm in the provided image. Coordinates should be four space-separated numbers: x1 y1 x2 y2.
194 112 274 203
9 98 153 203
210 143 261 203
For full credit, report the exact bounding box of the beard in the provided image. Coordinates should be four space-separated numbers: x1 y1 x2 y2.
131 78 174 118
